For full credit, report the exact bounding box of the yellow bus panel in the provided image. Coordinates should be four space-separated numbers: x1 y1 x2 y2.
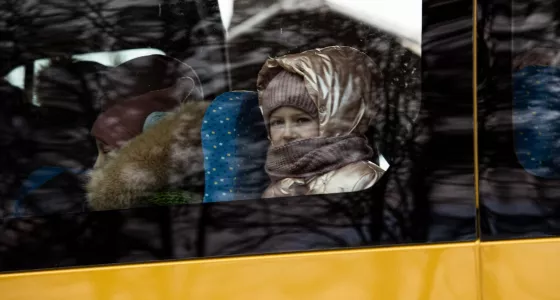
1 243 477 300
481 238 560 300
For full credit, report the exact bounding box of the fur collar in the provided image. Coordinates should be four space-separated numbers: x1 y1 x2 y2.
86 101 210 211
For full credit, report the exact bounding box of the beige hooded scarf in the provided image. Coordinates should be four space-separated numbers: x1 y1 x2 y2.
257 46 385 198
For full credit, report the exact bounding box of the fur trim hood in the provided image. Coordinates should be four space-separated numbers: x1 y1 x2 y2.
86 101 210 211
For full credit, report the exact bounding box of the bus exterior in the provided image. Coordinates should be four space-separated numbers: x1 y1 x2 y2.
1 0 559 299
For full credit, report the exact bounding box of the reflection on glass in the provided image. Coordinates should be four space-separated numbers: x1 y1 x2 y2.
4 49 166 106
513 57 560 178
0 0 479 275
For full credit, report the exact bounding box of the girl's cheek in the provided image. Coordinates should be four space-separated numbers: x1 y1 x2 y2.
269 128 282 144
300 123 319 138
93 153 105 169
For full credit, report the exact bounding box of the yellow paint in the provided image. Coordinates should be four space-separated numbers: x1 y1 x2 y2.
3 238 560 299
481 237 560 300
1 243 477 300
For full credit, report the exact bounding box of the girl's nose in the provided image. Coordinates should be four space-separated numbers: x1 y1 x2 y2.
283 124 298 141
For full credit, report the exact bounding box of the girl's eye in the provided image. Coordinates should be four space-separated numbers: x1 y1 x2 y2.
98 142 113 154
101 146 111 154
296 118 311 124
270 120 283 127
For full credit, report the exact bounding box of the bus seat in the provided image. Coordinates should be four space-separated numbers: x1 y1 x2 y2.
513 65 560 178
201 91 270 203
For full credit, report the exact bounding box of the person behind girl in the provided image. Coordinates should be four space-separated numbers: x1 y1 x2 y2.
257 46 385 198
87 74 208 210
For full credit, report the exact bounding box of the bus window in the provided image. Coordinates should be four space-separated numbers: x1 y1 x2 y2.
0 0 475 273
479 0 560 239
4 48 167 105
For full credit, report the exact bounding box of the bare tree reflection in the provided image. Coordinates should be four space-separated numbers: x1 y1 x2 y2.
0 0 476 272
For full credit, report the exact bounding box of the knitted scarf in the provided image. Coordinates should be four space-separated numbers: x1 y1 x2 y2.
265 135 373 181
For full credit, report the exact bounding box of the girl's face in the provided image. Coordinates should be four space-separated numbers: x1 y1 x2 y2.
93 140 115 169
269 106 319 146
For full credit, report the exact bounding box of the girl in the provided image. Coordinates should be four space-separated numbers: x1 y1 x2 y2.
257 46 385 198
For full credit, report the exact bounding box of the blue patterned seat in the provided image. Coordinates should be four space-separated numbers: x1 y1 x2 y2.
201 91 270 202
513 65 560 178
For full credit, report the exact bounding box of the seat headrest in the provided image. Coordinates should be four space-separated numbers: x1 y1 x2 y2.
201 91 269 202
513 66 560 178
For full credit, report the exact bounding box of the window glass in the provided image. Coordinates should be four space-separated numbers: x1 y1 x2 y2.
0 0 224 218
479 0 560 239
513 56 560 179
5 49 167 105
0 0 475 273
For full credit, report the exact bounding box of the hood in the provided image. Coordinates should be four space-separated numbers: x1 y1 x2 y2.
257 46 381 137
91 77 199 151
86 101 210 211
513 47 560 71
